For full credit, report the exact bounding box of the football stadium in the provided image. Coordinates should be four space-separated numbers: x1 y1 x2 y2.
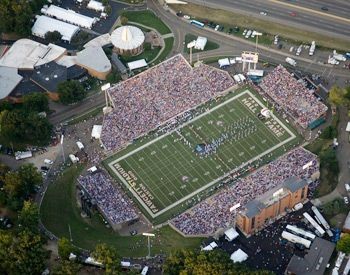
101 55 310 223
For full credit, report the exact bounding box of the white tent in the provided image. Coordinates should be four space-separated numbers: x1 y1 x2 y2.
87 0 105 12
201 241 218 251
346 122 350 132
91 125 102 139
43 5 97 29
32 15 80 43
127 59 147 71
194 36 207 51
218 58 230 68
230 249 248 263
224 228 239 241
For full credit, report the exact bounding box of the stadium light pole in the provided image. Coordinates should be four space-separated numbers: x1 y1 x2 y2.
60 134 65 163
101 83 111 107
143 232 155 258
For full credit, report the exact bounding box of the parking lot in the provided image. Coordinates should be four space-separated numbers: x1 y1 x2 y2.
211 201 333 274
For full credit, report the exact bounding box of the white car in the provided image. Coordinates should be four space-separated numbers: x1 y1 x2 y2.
345 183 350 192
344 196 349 204
215 25 220 31
260 11 267 16
274 35 279 45
242 29 247 36
245 30 252 38
183 15 190 20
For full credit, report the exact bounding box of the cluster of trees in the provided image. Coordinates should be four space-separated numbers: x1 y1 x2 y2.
0 0 47 36
0 93 52 147
0 163 42 210
336 233 350 254
45 31 63 44
57 80 86 105
329 86 350 106
102 0 112 15
0 200 48 274
163 249 272 275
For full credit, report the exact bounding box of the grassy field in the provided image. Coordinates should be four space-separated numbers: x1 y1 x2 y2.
105 88 299 222
120 43 161 63
40 165 203 257
184 34 220 54
170 3 350 51
122 10 171 35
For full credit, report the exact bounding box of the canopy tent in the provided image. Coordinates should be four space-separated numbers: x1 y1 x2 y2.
32 15 80 43
224 228 239 241
218 58 230 68
127 59 147 71
194 36 207 51
201 241 218 251
230 249 248 263
91 125 102 139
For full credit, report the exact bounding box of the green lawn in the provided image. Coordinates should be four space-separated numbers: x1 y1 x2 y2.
122 10 171 35
184 34 220 53
40 165 203 257
154 37 174 64
120 43 161 63
104 88 300 222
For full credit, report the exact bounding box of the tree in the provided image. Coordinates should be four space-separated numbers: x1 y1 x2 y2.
57 80 86 105
337 233 350 254
4 171 22 199
105 5 112 15
102 0 109 6
0 109 52 146
320 125 337 139
329 86 348 106
18 200 40 233
17 163 43 198
163 249 272 275
120 16 128 25
52 260 81 275
58 237 75 260
0 230 47 274
45 31 63 43
92 243 121 274
22 92 49 113
0 163 10 184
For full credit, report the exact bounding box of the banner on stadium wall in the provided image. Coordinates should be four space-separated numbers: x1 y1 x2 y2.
241 52 259 64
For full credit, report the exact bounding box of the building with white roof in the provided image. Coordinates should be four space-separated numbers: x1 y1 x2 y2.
42 5 97 29
0 67 23 100
111 25 145 56
76 46 111 80
87 0 105 12
0 39 66 70
32 15 80 43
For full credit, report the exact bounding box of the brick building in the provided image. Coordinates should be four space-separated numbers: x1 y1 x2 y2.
236 177 309 236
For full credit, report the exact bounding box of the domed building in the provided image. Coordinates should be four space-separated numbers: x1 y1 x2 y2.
111 25 145 56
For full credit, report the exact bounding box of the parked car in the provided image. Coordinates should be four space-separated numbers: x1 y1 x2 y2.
344 196 349 204
130 230 138 236
259 11 267 16
321 6 329 11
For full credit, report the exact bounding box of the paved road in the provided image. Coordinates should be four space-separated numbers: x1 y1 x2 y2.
185 0 350 40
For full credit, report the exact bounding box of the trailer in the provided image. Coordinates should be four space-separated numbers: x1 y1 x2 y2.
281 231 311 249
311 206 333 237
286 224 316 240
303 212 326 236
285 57 297 66
309 41 316 56
15 151 32 160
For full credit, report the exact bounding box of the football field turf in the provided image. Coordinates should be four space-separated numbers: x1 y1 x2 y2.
106 88 298 220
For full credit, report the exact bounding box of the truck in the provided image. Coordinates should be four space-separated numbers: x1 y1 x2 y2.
303 212 325 236
311 206 333 237
328 56 339 65
285 57 297 67
309 41 316 56
333 50 346 61
281 231 311 249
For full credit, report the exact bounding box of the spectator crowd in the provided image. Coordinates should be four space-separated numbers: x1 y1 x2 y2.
259 65 327 129
78 171 139 226
101 54 236 152
171 147 318 235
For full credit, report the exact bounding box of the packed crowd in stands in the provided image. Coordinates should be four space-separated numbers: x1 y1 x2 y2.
259 65 327 129
101 54 236 152
78 171 138 225
171 147 318 235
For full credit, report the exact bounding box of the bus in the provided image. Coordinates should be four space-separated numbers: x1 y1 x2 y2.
311 206 333 237
286 225 316 240
303 212 325 236
190 20 204 28
281 231 311 249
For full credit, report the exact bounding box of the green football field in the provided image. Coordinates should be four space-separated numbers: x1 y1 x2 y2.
106 88 298 220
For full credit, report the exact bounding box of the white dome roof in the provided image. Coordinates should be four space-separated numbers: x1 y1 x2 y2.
111 25 145 50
